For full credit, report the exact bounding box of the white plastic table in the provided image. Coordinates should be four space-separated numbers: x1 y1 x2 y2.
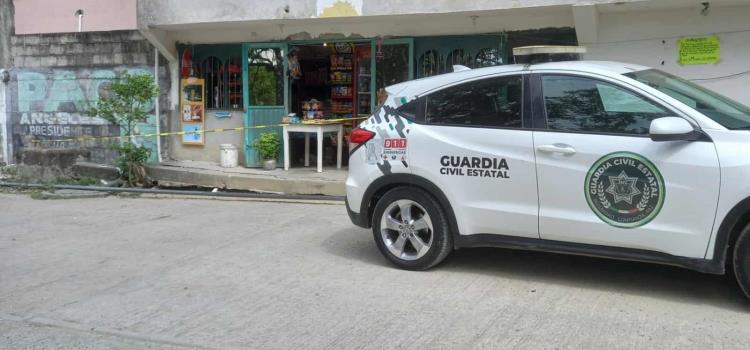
282 123 344 173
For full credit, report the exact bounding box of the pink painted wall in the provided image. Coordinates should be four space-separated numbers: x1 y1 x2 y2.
14 0 137 34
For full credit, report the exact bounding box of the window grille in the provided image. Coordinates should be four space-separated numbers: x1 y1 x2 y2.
475 48 503 68
418 50 442 78
200 56 225 109
194 54 243 110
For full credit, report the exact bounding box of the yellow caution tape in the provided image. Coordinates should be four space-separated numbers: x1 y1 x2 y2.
30 117 367 144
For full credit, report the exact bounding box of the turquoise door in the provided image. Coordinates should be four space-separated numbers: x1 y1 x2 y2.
242 43 289 167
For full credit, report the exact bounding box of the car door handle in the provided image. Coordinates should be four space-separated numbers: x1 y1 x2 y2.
536 144 577 155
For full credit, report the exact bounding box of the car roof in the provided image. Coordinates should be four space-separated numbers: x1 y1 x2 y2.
386 60 653 99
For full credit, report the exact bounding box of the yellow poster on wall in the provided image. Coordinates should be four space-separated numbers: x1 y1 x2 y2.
180 78 205 145
678 36 720 65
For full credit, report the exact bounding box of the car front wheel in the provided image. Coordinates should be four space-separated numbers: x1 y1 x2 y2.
372 187 452 270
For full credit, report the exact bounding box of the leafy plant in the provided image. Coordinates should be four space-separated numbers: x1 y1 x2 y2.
113 142 151 185
30 190 47 200
249 66 279 105
253 132 280 161
87 73 158 187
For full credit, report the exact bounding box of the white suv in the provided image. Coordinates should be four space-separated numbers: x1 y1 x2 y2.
345 61 750 298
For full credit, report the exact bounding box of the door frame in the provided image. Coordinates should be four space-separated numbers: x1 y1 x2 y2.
242 42 289 166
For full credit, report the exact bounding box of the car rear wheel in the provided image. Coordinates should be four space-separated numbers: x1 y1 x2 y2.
372 187 452 270
733 224 750 299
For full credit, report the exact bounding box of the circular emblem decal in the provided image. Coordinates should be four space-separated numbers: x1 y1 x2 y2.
584 152 665 228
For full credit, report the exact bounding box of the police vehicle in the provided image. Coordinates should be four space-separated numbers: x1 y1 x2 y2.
345 51 750 299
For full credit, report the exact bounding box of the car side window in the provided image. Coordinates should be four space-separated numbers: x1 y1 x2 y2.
425 75 523 128
397 97 422 121
541 75 671 135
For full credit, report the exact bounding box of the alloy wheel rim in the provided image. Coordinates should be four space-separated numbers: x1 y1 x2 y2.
380 199 434 261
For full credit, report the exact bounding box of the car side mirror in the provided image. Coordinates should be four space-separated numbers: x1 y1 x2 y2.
649 117 702 142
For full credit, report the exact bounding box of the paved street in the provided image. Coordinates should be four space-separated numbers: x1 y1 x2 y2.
1 193 749 349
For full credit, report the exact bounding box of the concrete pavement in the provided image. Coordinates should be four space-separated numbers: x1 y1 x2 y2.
1 193 749 349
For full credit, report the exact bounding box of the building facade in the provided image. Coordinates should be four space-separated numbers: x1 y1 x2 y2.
140 0 750 168
1 0 749 168
0 0 168 165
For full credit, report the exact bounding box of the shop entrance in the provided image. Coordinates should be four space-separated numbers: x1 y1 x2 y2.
242 39 413 168
288 41 372 124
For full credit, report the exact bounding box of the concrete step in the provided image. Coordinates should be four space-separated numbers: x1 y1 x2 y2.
145 163 346 196
73 162 119 180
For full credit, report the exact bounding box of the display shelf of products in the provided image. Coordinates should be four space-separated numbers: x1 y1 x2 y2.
331 84 353 99
330 54 353 70
329 69 352 85
227 60 242 109
331 100 353 115
354 45 372 120
330 50 355 119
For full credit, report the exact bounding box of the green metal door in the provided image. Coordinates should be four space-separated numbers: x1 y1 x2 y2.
242 43 289 167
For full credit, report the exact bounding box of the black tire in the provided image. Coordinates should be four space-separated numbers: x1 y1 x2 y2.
733 224 750 299
371 186 452 270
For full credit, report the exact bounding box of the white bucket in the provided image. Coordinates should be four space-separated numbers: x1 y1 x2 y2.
220 144 239 168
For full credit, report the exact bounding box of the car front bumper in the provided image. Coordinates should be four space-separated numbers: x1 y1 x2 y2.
345 197 369 228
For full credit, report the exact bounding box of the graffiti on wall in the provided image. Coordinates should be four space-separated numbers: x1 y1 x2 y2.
10 67 160 164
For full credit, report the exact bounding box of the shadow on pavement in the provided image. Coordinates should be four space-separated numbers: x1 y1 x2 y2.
321 227 391 268
445 248 749 311
324 228 750 311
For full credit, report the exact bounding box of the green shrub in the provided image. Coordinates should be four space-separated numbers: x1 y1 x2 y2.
112 142 151 186
254 132 280 160
87 73 159 187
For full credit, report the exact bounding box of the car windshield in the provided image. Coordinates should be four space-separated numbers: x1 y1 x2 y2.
624 69 750 129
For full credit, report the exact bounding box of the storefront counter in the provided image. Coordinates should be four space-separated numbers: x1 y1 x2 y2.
282 122 344 173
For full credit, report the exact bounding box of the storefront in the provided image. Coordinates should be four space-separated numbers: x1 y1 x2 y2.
177 34 508 167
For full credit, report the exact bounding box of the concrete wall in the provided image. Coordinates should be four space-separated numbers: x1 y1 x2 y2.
138 0 636 26
137 0 639 61
163 7 575 45
0 0 13 68
583 3 750 106
6 30 169 164
168 109 245 165
0 73 7 164
14 0 137 34
0 0 14 163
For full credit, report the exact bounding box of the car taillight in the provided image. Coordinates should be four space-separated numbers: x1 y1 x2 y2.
350 128 376 144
